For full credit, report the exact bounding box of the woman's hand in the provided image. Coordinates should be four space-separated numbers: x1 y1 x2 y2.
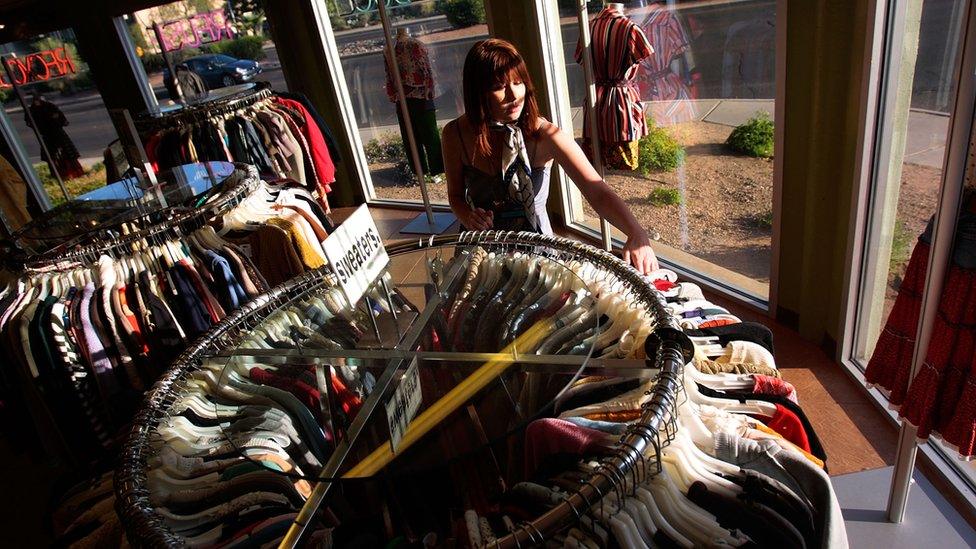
622 231 659 274
458 205 493 231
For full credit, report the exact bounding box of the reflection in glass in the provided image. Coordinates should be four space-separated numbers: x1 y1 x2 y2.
575 3 653 172
124 0 288 106
857 0 962 365
384 27 443 178
1 28 122 206
331 0 485 203
853 0 976 494
563 1 775 296
206 244 607 486
11 161 236 254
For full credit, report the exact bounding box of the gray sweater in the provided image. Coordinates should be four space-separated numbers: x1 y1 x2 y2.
713 433 849 549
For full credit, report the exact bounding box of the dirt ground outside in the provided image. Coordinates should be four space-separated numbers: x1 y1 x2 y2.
372 120 776 282
583 121 774 283
370 119 941 304
882 163 941 320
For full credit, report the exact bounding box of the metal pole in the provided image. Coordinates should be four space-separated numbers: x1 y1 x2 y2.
576 0 612 251
114 16 160 115
886 0 976 522
152 22 183 104
2 55 70 203
277 259 466 548
377 1 435 225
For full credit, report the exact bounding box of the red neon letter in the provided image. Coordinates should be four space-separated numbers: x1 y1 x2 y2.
53 46 76 75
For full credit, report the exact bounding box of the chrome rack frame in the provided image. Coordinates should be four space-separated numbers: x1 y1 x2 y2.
20 164 260 271
134 82 274 133
114 231 693 548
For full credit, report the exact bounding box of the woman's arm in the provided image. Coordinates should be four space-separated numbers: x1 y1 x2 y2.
545 124 659 274
442 119 492 230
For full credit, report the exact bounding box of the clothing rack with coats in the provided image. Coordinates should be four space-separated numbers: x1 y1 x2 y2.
114 230 848 548
129 83 339 212
0 164 338 473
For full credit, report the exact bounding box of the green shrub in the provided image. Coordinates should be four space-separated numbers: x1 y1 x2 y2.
890 218 913 272
435 0 486 28
204 36 267 61
330 14 351 30
726 112 774 158
364 132 405 163
139 52 167 73
638 123 684 175
394 159 417 185
65 71 95 93
647 187 681 207
752 209 773 229
364 138 383 162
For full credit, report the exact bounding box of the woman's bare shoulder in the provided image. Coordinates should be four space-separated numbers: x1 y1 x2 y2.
533 116 563 138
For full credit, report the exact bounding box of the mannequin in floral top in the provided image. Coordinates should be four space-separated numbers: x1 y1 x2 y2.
385 27 444 176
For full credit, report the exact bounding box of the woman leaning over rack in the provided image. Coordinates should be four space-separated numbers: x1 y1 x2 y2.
442 38 658 274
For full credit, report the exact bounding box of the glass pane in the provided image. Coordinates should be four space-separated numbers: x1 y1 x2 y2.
0 28 122 207
328 0 482 204
561 1 774 298
123 1 287 107
855 0 962 365
855 0 976 498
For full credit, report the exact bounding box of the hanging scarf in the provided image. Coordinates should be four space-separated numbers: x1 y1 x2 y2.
488 121 538 231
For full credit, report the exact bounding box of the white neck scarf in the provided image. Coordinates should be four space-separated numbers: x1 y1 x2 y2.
490 121 538 230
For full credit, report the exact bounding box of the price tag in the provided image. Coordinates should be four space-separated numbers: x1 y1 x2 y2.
385 358 422 454
321 204 389 308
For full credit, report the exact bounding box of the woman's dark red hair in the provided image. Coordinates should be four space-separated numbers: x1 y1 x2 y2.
462 38 541 158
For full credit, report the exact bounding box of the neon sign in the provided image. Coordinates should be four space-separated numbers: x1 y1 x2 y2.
157 9 235 53
0 47 76 88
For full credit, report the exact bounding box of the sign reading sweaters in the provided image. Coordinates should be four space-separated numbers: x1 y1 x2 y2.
385 358 422 454
322 204 389 308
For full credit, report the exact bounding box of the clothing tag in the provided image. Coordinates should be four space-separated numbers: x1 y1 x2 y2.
385 358 422 454
239 243 253 259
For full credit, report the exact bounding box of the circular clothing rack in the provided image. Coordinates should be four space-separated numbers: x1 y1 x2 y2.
9 161 239 259
12 163 257 270
115 230 692 548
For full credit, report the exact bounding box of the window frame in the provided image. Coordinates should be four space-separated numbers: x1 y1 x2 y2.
838 0 976 516
539 0 787 312
314 0 493 209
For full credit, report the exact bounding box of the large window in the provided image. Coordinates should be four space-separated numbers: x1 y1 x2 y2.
556 0 776 300
848 0 975 499
324 0 487 204
0 28 121 207
852 0 962 370
123 1 288 107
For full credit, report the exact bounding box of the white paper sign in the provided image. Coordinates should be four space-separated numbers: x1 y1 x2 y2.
385 358 422 454
322 204 389 308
